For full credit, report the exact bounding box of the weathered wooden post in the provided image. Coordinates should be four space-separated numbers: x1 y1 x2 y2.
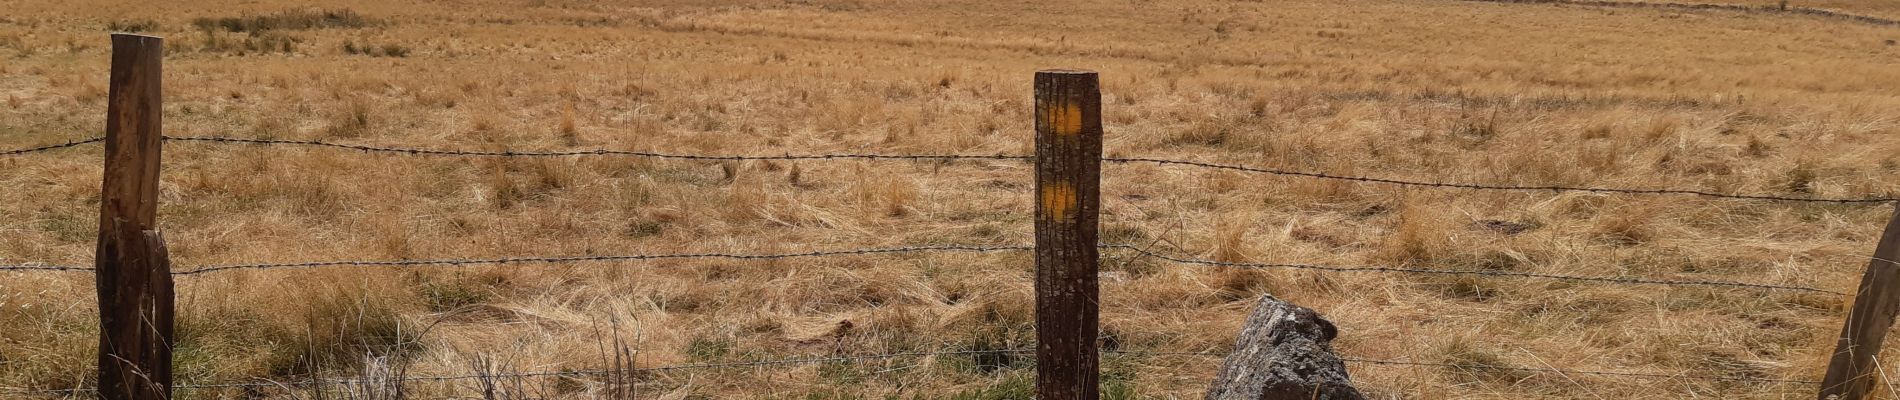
1033 69 1102 400
1820 204 1900 400
96 33 172 400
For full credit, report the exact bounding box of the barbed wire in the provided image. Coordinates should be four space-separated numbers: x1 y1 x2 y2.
167 135 1896 203
0 264 91 272
3 244 1843 295
3 246 1036 275
171 245 1035 275
0 137 105 156
163 135 1030 162
11 135 1880 203
1103 244 1846 295
0 348 1816 396
1104 157 1899 204
1463 0 1900 27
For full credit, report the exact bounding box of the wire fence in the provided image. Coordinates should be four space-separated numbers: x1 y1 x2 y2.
1103 157 1899 204
0 347 1819 396
0 263 92 272
1465 0 1900 28
165 135 1033 162
170 244 1033 275
0 137 105 156
6 135 1894 204
0 245 1035 275
0 243 1841 295
0 132 1870 396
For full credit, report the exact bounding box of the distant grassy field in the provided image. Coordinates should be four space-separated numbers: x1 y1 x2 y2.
6 0 1900 398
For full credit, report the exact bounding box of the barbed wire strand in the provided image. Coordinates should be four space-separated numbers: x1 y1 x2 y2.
1103 244 1846 296
0 137 105 156
2 246 1034 275
3 244 1841 295
0 264 91 272
165 135 1896 203
1104 157 1899 204
171 245 1035 275
0 349 1815 395
163 135 1030 162
5 135 1893 203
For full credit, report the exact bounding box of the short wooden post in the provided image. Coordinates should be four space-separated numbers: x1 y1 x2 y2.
1033 69 1102 400
96 33 172 400
1820 204 1900 400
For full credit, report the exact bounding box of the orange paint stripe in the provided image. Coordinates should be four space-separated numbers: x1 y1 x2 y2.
1041 182 1076 221
1046 103 1083 135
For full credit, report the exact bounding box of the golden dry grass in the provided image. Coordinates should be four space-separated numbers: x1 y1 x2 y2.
6 0 1900 398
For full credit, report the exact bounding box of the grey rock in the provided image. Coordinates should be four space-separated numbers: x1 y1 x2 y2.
1204 295 1364 400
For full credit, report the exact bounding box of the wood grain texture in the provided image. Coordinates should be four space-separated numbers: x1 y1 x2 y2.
96 33 172 400
1033 69 1102 400
1820 204 1900 400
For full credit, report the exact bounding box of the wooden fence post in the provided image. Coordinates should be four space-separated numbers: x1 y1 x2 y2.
1033 69 1102 400
1820 204 1900 400
96 33 172 400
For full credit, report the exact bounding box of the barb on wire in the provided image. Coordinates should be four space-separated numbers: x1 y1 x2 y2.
1105 157 1899 204
172 244 1035 275
163 135 1031 162
0 264 91 272
0 137 106 156
1102 244 1846 295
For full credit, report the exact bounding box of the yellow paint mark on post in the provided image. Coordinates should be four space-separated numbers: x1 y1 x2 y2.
1041 182 1077 221
1046 102 1083 135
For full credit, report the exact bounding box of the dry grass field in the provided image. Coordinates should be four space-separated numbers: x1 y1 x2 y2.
7 0 1900 398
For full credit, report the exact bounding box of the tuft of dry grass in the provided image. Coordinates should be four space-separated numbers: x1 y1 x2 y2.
557 104 580 146
327 97 374 138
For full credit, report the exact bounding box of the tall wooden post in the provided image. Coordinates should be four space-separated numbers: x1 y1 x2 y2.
1033 69 1102 400
1820 204 1900 400
97 33 172 400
